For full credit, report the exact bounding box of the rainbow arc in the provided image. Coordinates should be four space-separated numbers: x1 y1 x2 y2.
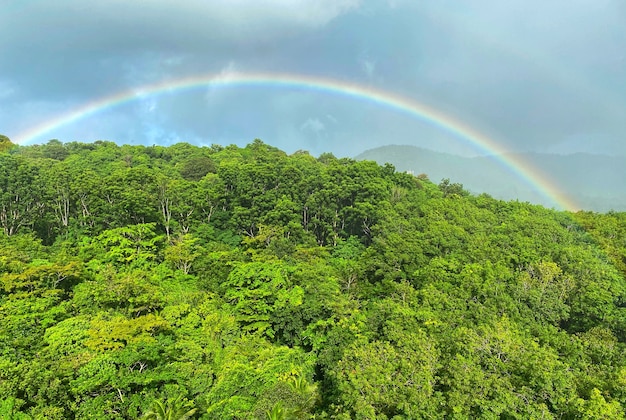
12 72 579 211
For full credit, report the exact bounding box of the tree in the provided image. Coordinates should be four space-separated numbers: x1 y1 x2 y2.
438 178 468 197
0 397 33 419
164 234 201 275
90 223 164 268
221 262 304 338
179 156 216 181
0 155 45 236
334 337 439 418
40 160 73 233
142 396 197 420
266 402 287 420
1 140 626 419
575 388 624 419
41 140 69 161
0 134 15 153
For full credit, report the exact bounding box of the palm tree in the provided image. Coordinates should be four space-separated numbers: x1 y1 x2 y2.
142 395 197 420
288 375 318 416
266 402 286 420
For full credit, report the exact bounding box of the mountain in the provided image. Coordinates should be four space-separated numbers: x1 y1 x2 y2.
355 145 626 212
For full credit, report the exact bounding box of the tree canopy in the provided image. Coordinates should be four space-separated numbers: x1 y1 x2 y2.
0 139 625 419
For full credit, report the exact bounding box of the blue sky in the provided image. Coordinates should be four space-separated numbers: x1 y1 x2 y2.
1 0 624 157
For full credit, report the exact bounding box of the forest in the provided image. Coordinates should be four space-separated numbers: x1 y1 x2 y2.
0 135 625 419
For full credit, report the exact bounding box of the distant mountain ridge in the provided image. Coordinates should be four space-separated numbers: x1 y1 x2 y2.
355 145 625 212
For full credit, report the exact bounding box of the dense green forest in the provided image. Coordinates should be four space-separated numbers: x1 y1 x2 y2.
1 136 625 419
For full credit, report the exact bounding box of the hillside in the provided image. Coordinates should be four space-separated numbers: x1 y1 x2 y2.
0 138 625 419
355 145 626 212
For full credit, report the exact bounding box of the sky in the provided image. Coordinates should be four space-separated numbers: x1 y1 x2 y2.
0 0 625 158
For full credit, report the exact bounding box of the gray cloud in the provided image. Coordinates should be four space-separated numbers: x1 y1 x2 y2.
1 0 624 158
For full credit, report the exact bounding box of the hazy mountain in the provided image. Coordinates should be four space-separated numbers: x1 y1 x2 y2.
355 145 625 212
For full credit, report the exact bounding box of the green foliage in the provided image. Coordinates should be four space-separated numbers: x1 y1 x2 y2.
165 234 202 274
0 134 15 153
41 139 70 161
575 388 624 419
0 140 625 418
142 395 197 419
266 402 287 420
438 177 468 197
0 397 32 419
178 156 216 181
0 155 45 236
90 223 165 267
221 262 304 338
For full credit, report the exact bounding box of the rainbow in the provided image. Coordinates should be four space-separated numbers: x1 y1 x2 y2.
12 71 579 211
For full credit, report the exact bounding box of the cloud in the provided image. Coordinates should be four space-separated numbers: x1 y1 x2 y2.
300 117 326 134
359 50 377 79
198 0 362 29
326 114 339 124
0 0 361 101
1 0 624 158
1 0 361 53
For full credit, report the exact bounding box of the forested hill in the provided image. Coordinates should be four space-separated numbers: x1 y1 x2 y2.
355 145 626 212
1 137 626 419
